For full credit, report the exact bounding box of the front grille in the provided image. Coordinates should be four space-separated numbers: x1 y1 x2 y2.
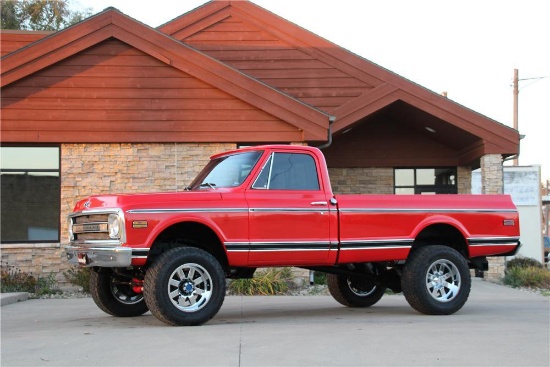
75 214 108 224
71 213 111 242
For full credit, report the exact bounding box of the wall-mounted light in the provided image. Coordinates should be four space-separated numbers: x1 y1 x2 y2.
425 126 436 133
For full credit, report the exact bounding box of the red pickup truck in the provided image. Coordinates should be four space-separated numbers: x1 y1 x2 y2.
66 145 520 326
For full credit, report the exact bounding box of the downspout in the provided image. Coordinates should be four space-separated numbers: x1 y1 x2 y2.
502 134 525 163
316 115 336 150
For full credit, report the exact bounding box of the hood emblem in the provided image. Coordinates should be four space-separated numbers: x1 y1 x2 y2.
84 201 91 208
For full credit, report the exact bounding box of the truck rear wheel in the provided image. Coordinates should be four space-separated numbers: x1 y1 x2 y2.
89 269 149 317
401 245 471 315
327 264 386 307
143 247 225 326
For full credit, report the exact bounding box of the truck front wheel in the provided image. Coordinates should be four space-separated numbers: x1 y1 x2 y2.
401 245 471 315
143 247 226 326
89 269 149 317
327 264 386 307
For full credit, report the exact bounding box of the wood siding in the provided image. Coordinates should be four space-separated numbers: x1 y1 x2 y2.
0 30 52 56
1 39 302 143
323 116 464 168
1 3 519 159
179 16 374 113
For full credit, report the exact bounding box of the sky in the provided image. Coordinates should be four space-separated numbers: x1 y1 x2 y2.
75 0 550 184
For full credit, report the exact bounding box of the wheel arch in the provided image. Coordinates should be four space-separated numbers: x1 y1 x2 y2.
412 218 470 258
146 220 229 271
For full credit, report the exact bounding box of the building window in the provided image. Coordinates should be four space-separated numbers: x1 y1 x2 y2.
394 168 457 194
1 147 60 243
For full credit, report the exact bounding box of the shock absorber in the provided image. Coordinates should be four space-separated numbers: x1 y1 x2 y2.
132 278 144 294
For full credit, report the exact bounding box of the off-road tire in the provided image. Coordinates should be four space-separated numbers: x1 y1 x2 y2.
89 269 149 317
143 247 225 326
327 265 386 307
401 245 471 315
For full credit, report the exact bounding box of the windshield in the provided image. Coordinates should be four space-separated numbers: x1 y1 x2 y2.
187 151 263 190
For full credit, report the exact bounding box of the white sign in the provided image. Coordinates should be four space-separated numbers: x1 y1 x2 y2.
471 166 540 206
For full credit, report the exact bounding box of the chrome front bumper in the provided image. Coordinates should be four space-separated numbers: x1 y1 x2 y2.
66 246 132 267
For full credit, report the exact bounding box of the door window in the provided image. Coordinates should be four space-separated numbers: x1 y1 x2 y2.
252 153 319 190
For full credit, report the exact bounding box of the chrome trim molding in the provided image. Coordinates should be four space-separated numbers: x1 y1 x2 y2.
249 208 329 213
225 241 333 252
127 208 248 214
340 208 518 213
66 246 132 267
340 239 414 244
467 236 520 243
339 245 412 251
468 243 519 247
69 239 123 246
340 239 414 251
127 207 331 214
65 246 150 267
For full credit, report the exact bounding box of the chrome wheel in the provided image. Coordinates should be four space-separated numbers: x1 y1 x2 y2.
327 264 386 308
347 278 377 297
402 246 471 315
110 280 143 305
425 259 461 302
90 270 149 317
144 247 225 326
168 263 213 312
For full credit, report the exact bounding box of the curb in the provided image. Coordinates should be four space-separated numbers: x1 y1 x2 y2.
0 292 30 306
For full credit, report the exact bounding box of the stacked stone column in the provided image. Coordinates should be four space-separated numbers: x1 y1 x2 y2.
480 154 506 280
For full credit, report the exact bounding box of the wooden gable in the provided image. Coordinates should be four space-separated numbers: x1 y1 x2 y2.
2 39 305 142
0 30 52 56
160 0 519 164
160 1 377 113
1 8 329 143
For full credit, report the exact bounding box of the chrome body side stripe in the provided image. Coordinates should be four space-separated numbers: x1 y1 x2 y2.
340 239 414 250
224 242 249 252
249 208 329 213
225 241 333 252
127 208 329 214
131 248 150 257
468 237 520 246
127 208 248 214
340 208 518 213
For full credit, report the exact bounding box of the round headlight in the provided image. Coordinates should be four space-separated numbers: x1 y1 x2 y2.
108 214 120 239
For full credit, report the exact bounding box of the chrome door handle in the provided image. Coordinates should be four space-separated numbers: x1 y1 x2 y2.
311 201 328 206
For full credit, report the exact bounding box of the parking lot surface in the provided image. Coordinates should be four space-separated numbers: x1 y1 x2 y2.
1 279 549 366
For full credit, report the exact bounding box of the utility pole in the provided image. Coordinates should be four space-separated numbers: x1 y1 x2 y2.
513 69 519 166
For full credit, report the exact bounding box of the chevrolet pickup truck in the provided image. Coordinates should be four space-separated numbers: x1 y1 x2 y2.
66 145 520 326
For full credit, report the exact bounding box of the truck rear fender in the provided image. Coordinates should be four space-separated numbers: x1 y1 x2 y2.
145 217 229 270
411 215 470 258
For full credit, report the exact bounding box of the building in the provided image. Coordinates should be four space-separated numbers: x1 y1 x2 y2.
0 0 519 282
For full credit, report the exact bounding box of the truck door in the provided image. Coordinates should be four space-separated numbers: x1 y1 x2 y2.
245 151 335 265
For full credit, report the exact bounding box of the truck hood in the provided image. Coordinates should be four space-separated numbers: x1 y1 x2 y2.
73 191 223 212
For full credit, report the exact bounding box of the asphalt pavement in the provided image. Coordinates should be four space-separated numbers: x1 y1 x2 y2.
1 279 549 367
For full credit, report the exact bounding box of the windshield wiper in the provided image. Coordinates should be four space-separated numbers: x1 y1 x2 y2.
199 182 217 190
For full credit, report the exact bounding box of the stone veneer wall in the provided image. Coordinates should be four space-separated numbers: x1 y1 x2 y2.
1 143 235 286
328 168 394 194
479 154 506 280
329 166 472 195
457 166 472 194
480 154 504 195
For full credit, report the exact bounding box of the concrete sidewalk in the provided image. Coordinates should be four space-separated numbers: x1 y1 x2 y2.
1 279 549 366
0 292 29 306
